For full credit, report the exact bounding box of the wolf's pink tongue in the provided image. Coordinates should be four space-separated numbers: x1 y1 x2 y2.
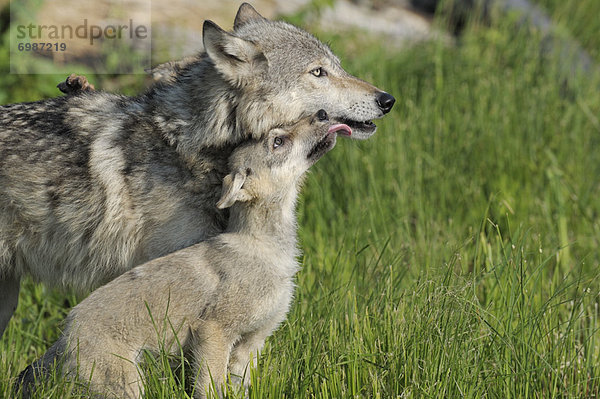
328 123 352 136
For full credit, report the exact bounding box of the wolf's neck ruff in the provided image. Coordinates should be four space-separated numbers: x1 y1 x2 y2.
148 59 246 160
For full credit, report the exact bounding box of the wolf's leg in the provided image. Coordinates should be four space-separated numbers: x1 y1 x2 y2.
16 357 48 398
191 321 230 399
0 276 20 338
15 338 63 398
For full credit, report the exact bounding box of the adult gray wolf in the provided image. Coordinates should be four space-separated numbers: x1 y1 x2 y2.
0 3 395 337
17 110 347 399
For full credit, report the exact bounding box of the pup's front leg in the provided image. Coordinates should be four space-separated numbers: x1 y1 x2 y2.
192 321 231 399
228 338 262 391
228 326 274 395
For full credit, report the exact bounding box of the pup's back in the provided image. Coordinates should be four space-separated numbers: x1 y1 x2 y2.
17 110 347 398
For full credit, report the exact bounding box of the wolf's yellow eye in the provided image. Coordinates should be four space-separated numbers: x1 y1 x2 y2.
310 67 327 77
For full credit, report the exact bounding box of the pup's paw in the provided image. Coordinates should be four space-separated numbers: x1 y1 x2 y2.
57 73 95 94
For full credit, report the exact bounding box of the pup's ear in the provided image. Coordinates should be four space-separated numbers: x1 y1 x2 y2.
203 20 267 85
216 171 253 209
234 3 266 30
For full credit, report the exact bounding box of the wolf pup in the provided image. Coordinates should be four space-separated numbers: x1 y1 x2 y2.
0 3 395 337
17 110 348 399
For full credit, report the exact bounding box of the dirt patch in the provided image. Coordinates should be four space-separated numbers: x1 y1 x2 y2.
11 0 435 70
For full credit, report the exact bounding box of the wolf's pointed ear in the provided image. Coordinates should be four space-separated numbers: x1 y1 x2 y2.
203 20 267 85
234 3 266 30
217 171 252 209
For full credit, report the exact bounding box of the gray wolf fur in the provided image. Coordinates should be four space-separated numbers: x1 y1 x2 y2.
17 110 344 398
0 3 395 337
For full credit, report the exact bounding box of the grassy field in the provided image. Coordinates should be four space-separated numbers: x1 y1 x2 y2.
2 1 600 397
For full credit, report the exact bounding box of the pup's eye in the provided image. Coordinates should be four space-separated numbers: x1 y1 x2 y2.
310 67 327 77
273 136 284 149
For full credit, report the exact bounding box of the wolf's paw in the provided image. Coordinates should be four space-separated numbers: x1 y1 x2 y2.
57 74 95 94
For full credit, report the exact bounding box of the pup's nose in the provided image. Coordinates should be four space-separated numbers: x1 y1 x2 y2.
376 92 395 114
317 109 329 121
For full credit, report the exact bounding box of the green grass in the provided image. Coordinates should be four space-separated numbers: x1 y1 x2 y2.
2 2 600 398
533 0 600 62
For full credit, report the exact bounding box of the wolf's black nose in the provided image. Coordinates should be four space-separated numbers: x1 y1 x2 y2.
317 109 329 121
376 92 395 114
